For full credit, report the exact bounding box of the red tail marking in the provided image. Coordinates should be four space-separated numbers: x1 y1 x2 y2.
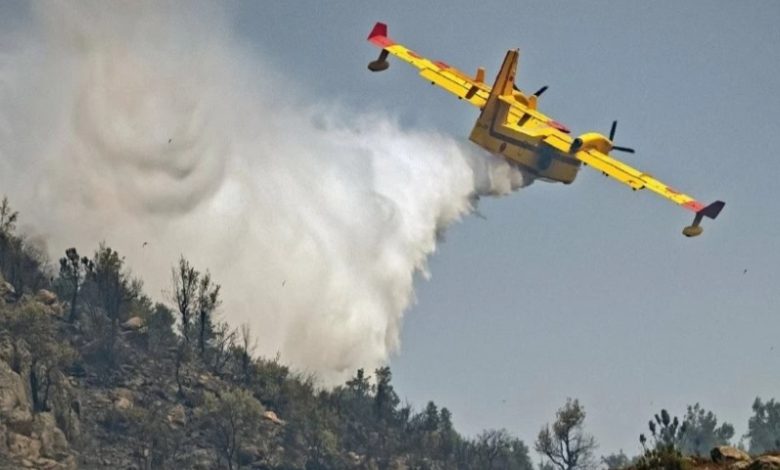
368 22 394 48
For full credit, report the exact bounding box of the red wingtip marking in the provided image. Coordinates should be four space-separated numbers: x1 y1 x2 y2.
367 22 394 47
434 60 450 70
548 120 570 134
683 200 705 212
368 22 387 40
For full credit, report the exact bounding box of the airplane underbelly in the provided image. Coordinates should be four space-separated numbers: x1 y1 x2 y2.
470 127 580 184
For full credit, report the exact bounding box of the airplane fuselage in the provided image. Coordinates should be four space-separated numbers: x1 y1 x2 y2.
469 97 581 184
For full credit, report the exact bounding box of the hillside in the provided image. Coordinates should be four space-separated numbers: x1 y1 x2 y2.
2 198 780 470
0 198 533 469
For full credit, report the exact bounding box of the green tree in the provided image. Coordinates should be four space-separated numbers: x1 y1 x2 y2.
196 270 220 357
0 197 48 295
57 247 94 322
147 303 177 354
475 428 533 470
345 368 370 397
81 244 139 367
199 388 265 470
535 398 597 470
373 366 399 422
679 403 734 456
745 397 780 454
636 409 689 470
601 450 630 469
236 323 255 385
170 256 221 357
0 195 18 235
171 256 199 345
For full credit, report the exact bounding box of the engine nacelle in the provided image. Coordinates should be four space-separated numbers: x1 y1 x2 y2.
569 132 612 154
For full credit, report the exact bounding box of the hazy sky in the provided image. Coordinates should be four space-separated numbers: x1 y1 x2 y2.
3 0 779 458
233 0 780 455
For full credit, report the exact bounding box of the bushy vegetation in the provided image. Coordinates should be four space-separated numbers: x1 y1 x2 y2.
636 409 690 470
679 403 735 457
2 194 780 469
535 398 597 470
0 196 537 469
746 398 780 455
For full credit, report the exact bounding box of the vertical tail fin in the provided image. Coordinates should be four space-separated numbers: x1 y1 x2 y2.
490 49 519 99
476 49 519 126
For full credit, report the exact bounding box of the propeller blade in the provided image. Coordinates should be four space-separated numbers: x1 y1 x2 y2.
533 86 548 97
609 120 617 141
612 145 635 154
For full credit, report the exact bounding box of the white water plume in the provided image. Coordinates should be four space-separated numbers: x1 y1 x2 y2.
0 2 531 382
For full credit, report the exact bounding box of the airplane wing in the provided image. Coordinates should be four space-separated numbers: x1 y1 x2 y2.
570 145 725 237
367 22 490 108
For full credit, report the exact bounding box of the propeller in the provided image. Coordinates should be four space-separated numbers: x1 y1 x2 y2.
608 120 635 154
512 84 549 97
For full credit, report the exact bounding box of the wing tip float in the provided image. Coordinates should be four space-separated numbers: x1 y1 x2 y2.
366 22 725 238
682 200 725 238
367 22 392 71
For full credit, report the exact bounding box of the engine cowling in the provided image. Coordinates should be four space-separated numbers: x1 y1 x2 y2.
569 132 612 154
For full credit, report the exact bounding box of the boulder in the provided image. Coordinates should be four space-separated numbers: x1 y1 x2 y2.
35 289 58 306
263 410 284 425
0 359 33 432
113 397 133 411
33 412 70 459
0 423 7 453
0 273 15 303
712 446 751 463
7 432 42 461
748 455 780 470
121 316 144 331
34 457 60 470
59 455 78 470
111 388 135 410
5 408 34 435
111 387 134 402
167 404 186 427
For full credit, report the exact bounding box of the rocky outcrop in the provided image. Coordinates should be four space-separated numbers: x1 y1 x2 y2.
6 431 42 461
121 316 144 331
0 359 77 469
0 359 32 433
263 410 285 425
34 412 70 460
35 290 58 306
0 272 15 304
748 455 780 470
712 446 752 464
167 403 186 427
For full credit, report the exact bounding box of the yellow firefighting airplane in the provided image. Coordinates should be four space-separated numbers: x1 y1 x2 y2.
367 23 724 237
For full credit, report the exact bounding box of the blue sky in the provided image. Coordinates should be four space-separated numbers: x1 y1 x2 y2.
234 1 780 455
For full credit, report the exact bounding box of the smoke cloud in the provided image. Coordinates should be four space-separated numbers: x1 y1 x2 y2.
0 2 530 382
